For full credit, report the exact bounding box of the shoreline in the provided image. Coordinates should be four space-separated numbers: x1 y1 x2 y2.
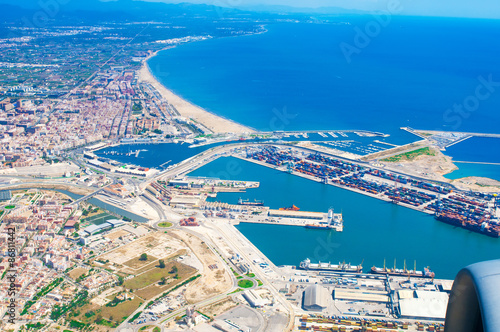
138 50 255 134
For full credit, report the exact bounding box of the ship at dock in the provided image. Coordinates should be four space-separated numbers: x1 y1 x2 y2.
238 198 264 206
299 258 363 273
370 259 435 279
305 208 343 230
434 212 500 238
279 205 300 211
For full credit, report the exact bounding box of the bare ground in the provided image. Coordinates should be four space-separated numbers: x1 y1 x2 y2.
169 229 232 304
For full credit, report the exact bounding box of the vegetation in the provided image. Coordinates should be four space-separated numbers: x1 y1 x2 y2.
144 274 201 309
68 320 89 329
4 205 15 209
157 222 172 228
139 253 148 261
382 147 435 162
50 290 89 320
245 273 255 278
25 322 45 330
124 264 190 290
237 279 254 288
21 277 63 315
106 295 126 307
257 279 264 287
158 259 166 268
132 102 143 113
128 311 142 323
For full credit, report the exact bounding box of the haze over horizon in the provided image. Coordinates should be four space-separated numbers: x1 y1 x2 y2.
140 0 500 19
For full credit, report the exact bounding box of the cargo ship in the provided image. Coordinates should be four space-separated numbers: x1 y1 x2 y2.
299 258 362 273
305 208 343 231
435 212 500 238
370 260 435 279
305 223 333 230
237 198 264 206
279 205 300 211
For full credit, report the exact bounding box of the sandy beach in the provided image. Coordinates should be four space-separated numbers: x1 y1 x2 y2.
138 55 254 134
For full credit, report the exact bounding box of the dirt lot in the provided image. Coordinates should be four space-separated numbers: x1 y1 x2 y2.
68 267 88 280
123 255 159 270
170 230 232 304
95 231 187 274
124 261 195 291
74 296 144 329
105 229 130 240
199 297 239 318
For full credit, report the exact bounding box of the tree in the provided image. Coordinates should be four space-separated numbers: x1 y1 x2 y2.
139 253 147 261
160 277 166 285
158 260 165 268
117 276 124 286
74 222 80 231
170 265 178 274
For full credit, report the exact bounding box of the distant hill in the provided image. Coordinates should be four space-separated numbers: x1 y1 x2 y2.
238 4 366 15
0 0 240 14
0 0 364 15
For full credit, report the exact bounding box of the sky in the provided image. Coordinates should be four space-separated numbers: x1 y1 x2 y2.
140 0 500 19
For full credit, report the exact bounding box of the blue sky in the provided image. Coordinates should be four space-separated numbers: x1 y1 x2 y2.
140 0 500 19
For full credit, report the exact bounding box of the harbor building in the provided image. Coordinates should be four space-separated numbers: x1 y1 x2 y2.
302 284 329 311
268 209 323 220
243 290 271 308
398 290 449 321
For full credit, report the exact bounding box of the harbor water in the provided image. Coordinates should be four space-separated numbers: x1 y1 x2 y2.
189 157 500 279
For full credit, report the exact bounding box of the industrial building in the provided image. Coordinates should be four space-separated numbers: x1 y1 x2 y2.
268 209 324 220
333 289 390 303
398 290 449 321
302 284 329 311
169 194 202 207
83 223 112 236
0 190 12 201
243 290 271 308
81 219 125 237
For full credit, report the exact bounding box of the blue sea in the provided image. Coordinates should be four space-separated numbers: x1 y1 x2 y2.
149 16 500 144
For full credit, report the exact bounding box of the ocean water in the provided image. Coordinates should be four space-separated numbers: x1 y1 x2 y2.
189 157 500 279
442 137 500 180
444 137 500 163
149 16 500 144
445 163 500 182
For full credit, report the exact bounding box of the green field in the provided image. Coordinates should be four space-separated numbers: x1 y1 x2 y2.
382 147 435 162
157 222 172 228
237 279 254 288
4 205 15 209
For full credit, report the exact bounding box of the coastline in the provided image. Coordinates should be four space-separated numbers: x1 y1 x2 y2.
138 51 255 134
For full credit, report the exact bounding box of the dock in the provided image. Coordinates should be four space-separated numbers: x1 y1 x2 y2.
234 207 343 231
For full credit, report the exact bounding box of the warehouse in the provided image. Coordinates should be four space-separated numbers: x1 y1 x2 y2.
302 284 329 311
398 290 449 321
333 289 390 303
268 209 323 220
243 290 270 308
